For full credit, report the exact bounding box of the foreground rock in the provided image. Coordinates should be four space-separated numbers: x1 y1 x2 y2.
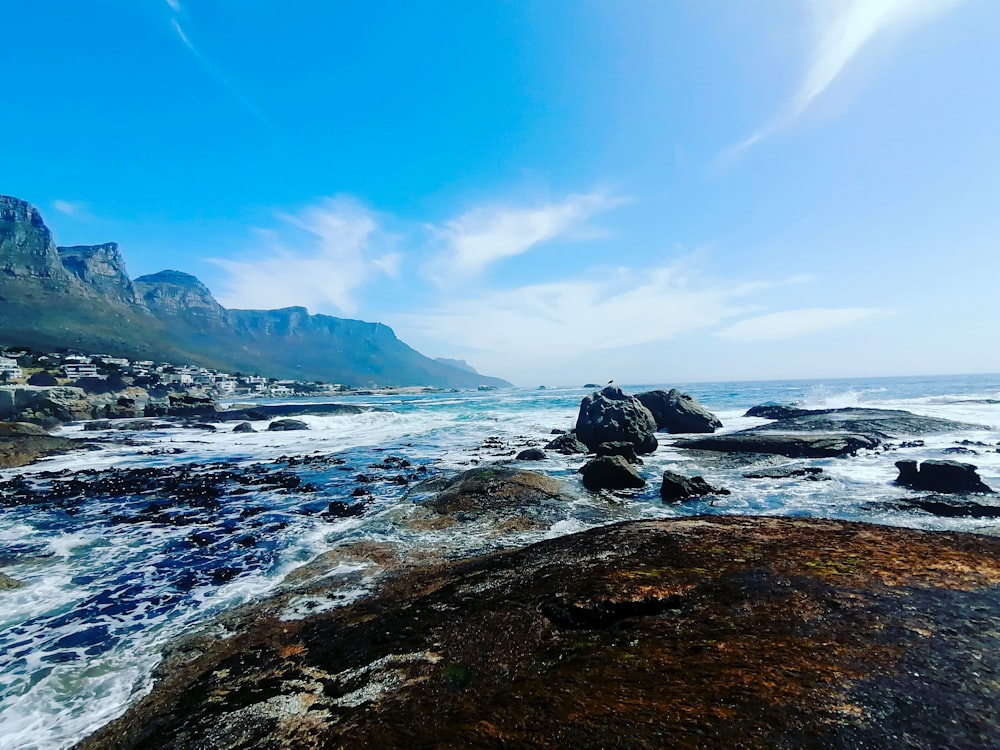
574 386 657 454
660 470 730 502
677 432 879 458
81 517 1000 749
895 459 994 494
578 455 645 491
0 421 84 468
637 389 722 433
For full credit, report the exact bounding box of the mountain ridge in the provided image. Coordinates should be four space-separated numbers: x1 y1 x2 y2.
0 195 511 388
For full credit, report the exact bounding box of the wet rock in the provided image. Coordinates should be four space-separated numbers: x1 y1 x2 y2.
943 446 977 455
660 470 730 502
677 432 879 458
232 422 256 433
0 421 49 437
516 448 547 461
218 403 372 421
0 425 83 468
574 386 657 454
0 572 23 590
889 496 1000 518
744 403 809 419
743 466 827 480
81 517 1000 750
267 419 309 432
747 407 982 438
594 441 640 464
636 389 722 433
325 500 365 518
417 466 575 515
894 459 993 494
578 455 645 491
545 432 589 455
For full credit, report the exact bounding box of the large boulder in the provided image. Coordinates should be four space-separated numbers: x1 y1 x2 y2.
267 419 309 432
165 391 218 418
578 455 645 491
660 470 730 502
0 386 93 424
574 386 657 454
637 389 722 433
894 460 993 494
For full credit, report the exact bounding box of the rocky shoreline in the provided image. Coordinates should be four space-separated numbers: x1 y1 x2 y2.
2 384 999 747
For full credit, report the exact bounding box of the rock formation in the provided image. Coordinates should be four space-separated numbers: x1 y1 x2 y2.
578 455 645 491
574 386 658 454
637 388 722 433
895 459 994 494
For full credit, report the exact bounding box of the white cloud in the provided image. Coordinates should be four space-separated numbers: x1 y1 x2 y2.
393 262 771 363
52 200 92 219
731 0 965 152
210 197 400 314
715 307 890 342
165 0 182 11
424 192 623 284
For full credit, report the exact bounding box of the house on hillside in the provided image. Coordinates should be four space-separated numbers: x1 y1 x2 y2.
0 357 23 380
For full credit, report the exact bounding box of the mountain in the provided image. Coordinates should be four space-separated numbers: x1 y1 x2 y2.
435 357 479 374
0 195 511 388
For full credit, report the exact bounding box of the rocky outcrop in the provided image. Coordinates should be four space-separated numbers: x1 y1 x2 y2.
745 403 809 420
677 432 879 458
895 459 993 494
413 466 575 516
0 421 82 468
637 389 722 433
80 517 1000 750
232 422 256 433
134 270 229 325
0 572 22 590
515 448 546 461
660 470 730 502
578 455 645 491
574 386 657 454
545 432 589 455
0 196 72 282
747 406 982 438
58 243 139 304
594 441 640 464
216 403 372 421
0 386 95 425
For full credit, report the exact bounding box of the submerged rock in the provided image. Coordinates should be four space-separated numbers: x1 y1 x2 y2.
0 572 23 590
578 455 645 491
895 459 993 494
660 470 730 502
81 517 1000 750
232 422 256 434
636 389 722 433
574 386 657 454
743 466 827 480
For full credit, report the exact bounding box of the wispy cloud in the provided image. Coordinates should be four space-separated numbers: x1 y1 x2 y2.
164 2 273 131
730 0 966 153
210 197 400 314
52 200 93 220
393 262 780 366
424 191 624 284
715 307 891 342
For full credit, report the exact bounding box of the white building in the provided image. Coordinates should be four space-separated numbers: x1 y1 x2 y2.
63 363 100 379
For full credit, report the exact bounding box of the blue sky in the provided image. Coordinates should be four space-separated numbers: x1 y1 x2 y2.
4 0 999 385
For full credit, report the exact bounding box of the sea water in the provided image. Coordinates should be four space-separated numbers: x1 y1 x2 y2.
1 373 999 749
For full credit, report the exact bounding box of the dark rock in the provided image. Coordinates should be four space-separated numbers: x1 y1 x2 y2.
594 441 640 464
748 407 982 438
637 389 722 433
889 496 1000 518
943 446 977 455
325 501 364 518
745 403 809 420
143 402 169 418
166 392 218 418
743 466 826 480
516 448 547 461
544 433 589 455
267 419 309 432
189 422 217 432
0 421 50 437
219 403 372 421
232 422 256 434
894 459 993 494
550 428 566 435
659 470 729 502
80 517 1000 750
574 386 657 454
416 466 575 515
578 455 645 491
677 432 879 458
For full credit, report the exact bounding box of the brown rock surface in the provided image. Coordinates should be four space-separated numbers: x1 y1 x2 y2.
0 421 82 468
80 516 1000 749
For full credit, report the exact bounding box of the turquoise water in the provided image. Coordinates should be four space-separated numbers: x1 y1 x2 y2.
1 373 999 749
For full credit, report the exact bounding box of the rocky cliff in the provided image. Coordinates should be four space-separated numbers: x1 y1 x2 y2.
0 195 510 388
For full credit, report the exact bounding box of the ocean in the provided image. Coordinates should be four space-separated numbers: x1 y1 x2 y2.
1 373 999 749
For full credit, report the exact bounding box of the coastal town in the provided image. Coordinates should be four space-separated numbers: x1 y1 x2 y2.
0 347 348 399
